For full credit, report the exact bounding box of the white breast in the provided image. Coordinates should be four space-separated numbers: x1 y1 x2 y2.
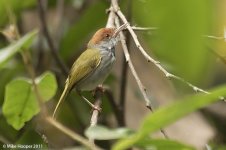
76 48 116 91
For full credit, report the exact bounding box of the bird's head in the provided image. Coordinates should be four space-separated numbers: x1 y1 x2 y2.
87 23 127 50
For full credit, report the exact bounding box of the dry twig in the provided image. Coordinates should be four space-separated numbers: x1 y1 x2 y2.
90 87 103 127
115 16 168 138
118 0 132 127
111 0 225 100
131 26 158 31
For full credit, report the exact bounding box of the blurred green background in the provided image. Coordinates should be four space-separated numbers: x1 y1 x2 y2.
0 0 226 149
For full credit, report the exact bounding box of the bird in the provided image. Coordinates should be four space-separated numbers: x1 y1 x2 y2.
52 24 128 118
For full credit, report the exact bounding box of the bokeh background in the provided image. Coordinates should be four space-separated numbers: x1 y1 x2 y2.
0 0 226 149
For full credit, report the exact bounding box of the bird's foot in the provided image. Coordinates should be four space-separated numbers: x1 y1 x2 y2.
92 85 104 97
91 105 102 112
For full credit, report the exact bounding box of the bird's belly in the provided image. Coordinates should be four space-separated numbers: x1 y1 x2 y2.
77 54 115 91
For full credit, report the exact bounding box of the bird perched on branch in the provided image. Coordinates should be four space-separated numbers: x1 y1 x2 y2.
53 24 128 118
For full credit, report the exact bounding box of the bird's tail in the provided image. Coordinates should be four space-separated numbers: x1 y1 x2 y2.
52 83 70 119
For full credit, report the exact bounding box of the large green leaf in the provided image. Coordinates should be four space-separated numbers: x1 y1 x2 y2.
85 125 133 140
136 138 195 150
35 71 57 102
0 30 38 68
113 85 226 150
0 65 23 105
3 72 57 130
3 78 36 130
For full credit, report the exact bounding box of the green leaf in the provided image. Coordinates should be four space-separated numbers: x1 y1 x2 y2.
35 71 57 102
136 138 195 150
0 30 38 68
3 71 57 130
85 125 133 140
0 64 23 105
3 78 37 130
113 85 226 150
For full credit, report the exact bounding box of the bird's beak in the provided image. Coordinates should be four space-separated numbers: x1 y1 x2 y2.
113 23 128 37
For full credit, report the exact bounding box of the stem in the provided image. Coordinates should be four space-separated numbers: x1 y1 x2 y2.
104 89 124 126
46 117 102 150
118 0 132 127
20 51 48 115
37 0 68 76
115 15 168 138
89 87 103 145
111 0 225 101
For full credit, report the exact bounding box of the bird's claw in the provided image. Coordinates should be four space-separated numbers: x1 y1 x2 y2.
92 105 102 112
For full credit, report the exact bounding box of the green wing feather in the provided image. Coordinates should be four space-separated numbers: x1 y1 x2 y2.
52 49 101 118
67 48 101 90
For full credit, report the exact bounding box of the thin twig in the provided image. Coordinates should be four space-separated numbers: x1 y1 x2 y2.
131 26 158 31
115 17 152 110
111 0 225 100
4 6 48 116
89 87 103 144
37 0 68 76
104 88 124 126
118 0 132 127
106 7 116 28
90 88 103 127
46 117 102 150
55 0 65 46
4 7 51 145
21 52 48 115
115 15 168 138
88 7 116 129
88 8 119 141
0 135 11 144
204 35 224 40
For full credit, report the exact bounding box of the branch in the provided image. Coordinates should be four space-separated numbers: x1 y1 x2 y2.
114 16 168 138
204 35 224 40
37 0 68 76
131 26 158 31
106 7 116 28
3 8 48 116
3 8 54 145
111 0 225 101
87 5 116 128
87 4 124 130
104 88 125 126
46 117 102 150
55 0 65 45
118 0 132 127
20 51 48 115
114 17 152 110
90 87 103 127
89 87 103 144
0 135 10 144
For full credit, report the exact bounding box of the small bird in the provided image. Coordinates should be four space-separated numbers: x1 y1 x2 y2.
53 24 127 118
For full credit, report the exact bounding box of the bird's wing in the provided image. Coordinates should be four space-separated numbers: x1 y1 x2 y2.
67 48 101 89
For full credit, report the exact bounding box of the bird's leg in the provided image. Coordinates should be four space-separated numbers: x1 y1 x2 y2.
77 91 101 111
92 84 104 96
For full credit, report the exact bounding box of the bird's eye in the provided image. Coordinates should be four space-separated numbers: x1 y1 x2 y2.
105 34 110 38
